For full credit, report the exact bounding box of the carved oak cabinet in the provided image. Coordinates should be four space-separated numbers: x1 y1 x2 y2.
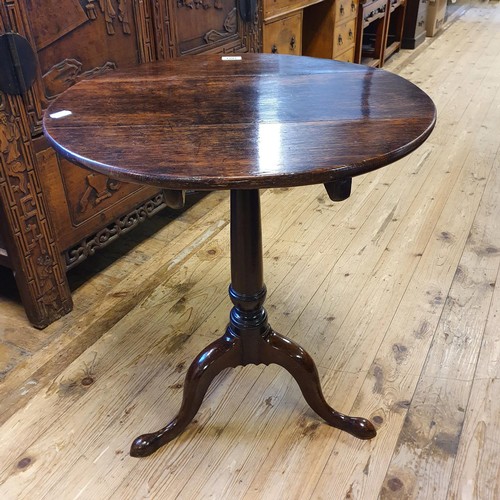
0 0 261 328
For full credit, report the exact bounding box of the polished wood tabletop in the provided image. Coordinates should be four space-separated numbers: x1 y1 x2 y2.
43 54 436 191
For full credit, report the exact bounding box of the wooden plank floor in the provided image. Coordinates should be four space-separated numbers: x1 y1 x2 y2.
1 4 500 498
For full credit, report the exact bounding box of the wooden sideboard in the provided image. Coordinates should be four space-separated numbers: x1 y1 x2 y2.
262 0 325 55
303 0 359 62
0 0 261 328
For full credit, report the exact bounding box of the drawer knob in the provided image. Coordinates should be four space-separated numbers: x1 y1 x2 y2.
351 0 356 12
271 44 278 54
290 36 296 50
348 28 353 40
340 4 345 15
338 34 343 46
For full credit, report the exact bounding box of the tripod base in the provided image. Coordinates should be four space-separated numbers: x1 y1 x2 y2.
130 326 376 458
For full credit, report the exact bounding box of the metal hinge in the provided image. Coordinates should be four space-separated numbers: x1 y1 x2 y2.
0 32 37 95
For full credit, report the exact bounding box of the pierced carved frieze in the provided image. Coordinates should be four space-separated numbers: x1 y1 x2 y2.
204 8 237 44
85 0 131 35
79 173 121 213
42 58 117 99
64 192 168 269
0 94 72 325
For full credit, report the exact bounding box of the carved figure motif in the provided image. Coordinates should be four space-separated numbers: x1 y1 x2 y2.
86 0 131 35
0 114 27 194
79 173 121 212
177 0 223 9
204 8 237 44
35 252 59 306
43 59 117 99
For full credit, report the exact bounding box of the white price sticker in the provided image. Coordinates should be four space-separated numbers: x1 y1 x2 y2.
49 110 72 119
221 56 242 61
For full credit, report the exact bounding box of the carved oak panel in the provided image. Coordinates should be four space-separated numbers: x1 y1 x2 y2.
167 0 261 55
31 0 155 102
64 162 154 228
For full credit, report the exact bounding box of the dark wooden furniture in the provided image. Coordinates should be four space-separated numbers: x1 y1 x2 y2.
43 54 436 457
402 0 428 49
0 0 261 328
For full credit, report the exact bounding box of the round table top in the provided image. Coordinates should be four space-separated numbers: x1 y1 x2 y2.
43 54 436 190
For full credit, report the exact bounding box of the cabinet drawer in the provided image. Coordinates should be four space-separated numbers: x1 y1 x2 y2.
335 46 356 63
335 0 359 22
333 17 356 56
263 12 303 55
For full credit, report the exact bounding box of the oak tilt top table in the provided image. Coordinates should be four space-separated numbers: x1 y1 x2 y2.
44 54 436 458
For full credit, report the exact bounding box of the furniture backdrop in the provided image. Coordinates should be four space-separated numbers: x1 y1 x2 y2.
262 0 324 55
303 0 360 63
355 0 407 67
402 0 428 49
302 0 407 66
384 0 407 61
0 0 260 328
